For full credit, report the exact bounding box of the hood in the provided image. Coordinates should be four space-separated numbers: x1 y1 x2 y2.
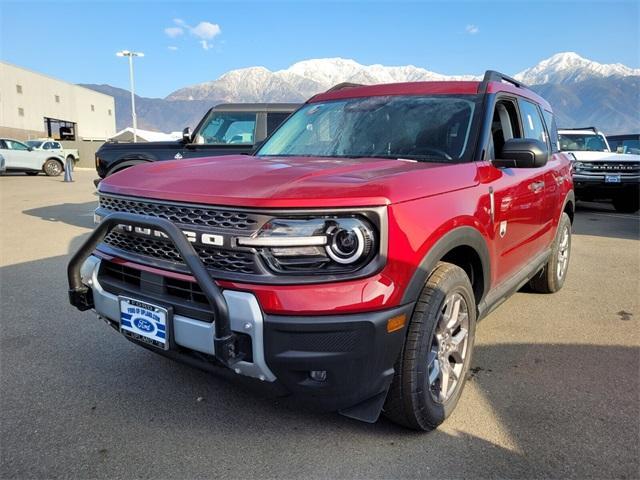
568 151 640 162
99 155 479 208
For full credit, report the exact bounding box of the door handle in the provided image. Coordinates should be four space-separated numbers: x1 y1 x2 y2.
529 181 545 192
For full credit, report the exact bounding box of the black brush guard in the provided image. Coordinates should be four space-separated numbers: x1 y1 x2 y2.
67 212 240 367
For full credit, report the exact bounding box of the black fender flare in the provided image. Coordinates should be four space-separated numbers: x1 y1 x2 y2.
561 190 575 222
401 226 491 305
109 156 154 175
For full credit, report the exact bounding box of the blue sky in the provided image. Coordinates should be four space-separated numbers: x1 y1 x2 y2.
1 0 638 98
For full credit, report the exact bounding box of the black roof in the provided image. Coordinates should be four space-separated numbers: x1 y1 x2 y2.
606 133 640 139
212 103 300 112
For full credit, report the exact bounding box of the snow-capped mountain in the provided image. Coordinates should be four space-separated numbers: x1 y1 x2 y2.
514 52 640 85
166 52 638 103
166 58 478 102
83 52 639 134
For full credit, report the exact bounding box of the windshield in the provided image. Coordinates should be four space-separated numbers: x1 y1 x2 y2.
608 137 640 155
26 141 43 148
559 133 608 152
258 95 479 162
194 112 257 145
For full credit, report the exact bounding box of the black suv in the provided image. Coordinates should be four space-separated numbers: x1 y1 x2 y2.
95 103 299 181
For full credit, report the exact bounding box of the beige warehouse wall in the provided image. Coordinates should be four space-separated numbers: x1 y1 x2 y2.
0 62 116 140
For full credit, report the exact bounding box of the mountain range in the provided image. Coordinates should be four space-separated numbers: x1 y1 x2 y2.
82 52 640 135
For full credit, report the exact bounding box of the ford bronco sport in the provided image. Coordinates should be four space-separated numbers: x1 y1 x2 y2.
559 127 639 213
68 71 574 430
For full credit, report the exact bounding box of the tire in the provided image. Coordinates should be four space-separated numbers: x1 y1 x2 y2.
612 193 639 214
384 262 477 431
529 212 571 293
25 171 39 176
43 158 63 176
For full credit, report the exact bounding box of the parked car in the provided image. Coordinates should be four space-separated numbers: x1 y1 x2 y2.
26 138 80 164
559 127 639 213
0 138 65 176
606 134 640 155
68 71 574 430
94 103 299 182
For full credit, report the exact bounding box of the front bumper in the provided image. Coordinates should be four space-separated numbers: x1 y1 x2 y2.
573 173 639 199
79 255 413 415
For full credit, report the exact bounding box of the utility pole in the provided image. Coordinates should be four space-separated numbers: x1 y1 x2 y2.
116 50 144 142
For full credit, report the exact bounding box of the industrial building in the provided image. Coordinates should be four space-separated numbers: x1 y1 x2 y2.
0 61 116 167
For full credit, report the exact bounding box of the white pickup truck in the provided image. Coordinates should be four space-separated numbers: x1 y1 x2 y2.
0 138 66 176
26 138 79 164
559 127 640 213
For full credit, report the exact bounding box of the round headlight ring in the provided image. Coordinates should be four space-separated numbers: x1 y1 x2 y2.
325 225 367 265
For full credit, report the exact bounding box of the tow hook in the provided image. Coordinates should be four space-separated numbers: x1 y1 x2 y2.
68 287 94 311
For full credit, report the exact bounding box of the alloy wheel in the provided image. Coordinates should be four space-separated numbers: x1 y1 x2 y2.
428 292 470 403
556 225 570 280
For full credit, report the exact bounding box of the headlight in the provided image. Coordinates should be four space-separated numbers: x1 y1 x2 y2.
571 161 585 174
237 216 376 274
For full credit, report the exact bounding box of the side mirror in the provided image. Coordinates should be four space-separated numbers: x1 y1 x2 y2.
27 147 33 151
182 127 192 144
494 138 549 168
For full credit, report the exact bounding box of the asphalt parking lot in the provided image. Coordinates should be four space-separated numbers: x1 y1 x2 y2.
1 170 638 479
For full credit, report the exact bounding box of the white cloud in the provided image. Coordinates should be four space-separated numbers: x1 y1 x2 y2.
168 45 179 51
164 26 183 38
465 24 479 35
191 21 221 40
165 19 221 51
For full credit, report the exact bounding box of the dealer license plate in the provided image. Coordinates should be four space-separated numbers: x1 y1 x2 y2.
119 297 169 350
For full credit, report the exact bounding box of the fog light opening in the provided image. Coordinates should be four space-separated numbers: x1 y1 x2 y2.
309 370 327 382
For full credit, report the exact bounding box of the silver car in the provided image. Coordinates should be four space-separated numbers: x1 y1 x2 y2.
0 138 65 176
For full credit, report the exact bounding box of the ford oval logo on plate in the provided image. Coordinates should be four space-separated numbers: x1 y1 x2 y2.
119 297 169 350
133 317 155 333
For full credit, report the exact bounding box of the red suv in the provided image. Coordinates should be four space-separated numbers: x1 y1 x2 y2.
68 71 574 430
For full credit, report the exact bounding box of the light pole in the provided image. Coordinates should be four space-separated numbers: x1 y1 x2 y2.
116 50 144 142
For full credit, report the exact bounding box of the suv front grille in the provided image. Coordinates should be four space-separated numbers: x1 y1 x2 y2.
99 195 261 231
103 230 258 274
579 162 640 175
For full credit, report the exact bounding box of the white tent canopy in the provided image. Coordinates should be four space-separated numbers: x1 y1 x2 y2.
108 128 181 143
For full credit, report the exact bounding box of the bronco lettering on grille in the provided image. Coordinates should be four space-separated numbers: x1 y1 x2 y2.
119 224 224 247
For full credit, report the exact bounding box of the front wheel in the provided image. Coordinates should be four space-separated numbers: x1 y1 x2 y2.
384 262 476 431
43 159 63 176
612 193 639 214
529 212 572 293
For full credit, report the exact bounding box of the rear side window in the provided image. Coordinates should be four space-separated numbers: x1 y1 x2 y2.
519 99 547 146
542 110 560 153
52 142 62 149
266 112 291 135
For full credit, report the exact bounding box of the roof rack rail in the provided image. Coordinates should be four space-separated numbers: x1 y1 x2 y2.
477 70 526 94
325 82 364 93
558 126 599 133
